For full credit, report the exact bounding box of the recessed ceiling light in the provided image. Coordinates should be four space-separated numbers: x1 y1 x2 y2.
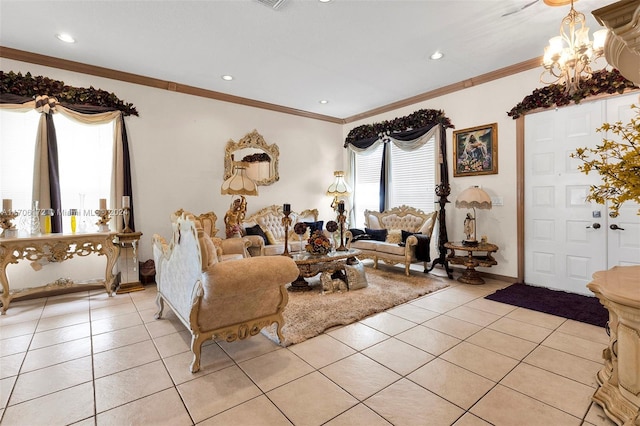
319 0 332 3
430 51 444 60
221 75 234 81
319 100 329 104
56 33 75 43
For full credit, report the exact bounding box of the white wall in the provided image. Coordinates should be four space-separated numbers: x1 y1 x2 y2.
3 58 547 279
2 59 344 263
344 68 544 279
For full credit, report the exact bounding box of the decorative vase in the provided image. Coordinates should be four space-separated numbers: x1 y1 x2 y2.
30 200 41 235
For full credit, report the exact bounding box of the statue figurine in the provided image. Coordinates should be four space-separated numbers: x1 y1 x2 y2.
463 213 475 243
224 195 246 237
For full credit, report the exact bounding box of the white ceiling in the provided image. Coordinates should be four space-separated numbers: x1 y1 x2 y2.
0 0 612 120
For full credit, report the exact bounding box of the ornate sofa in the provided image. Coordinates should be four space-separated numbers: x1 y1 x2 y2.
345 205 437 276
241 205 327 256
152 211 299 372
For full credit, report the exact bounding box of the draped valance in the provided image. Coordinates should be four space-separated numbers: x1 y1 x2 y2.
0 71 138 116
0 72 138 232
344 108 454 149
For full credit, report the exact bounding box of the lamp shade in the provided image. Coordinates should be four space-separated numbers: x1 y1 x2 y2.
455 186 492 210
326 171 352 196
221 162 258 196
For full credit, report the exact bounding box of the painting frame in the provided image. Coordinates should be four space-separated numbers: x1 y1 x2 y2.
453 123 498 177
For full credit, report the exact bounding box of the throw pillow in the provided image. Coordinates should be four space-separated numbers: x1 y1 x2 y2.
245 224 269 245
264 230 278 246
386 229 402 244
352 233 373 241
365 227 388 242
349 228 366 237
401 230 422 243
304 221 324 233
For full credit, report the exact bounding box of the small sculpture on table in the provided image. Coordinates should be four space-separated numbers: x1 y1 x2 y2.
95 198 111 232
0 199 18 238
224 195 247 238
463 213 477 246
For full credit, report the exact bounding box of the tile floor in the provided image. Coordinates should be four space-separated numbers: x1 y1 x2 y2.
0 266 617 426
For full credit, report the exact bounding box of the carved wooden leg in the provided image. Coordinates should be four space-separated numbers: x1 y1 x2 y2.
275 319 285 345
190 333 206 373
373 256 379 269
405 263 411 276
154 295 164 320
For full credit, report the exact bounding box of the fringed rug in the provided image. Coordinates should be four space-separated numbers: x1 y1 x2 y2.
485 283 608 328
263 265 450 346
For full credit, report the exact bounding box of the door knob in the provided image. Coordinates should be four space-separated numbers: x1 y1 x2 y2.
610 224 625 231
586 223 601 229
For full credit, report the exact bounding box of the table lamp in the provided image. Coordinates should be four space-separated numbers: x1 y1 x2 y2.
455 185 492 246
326 171 352 211
221 161 258 237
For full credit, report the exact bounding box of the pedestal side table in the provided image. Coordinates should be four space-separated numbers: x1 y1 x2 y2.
444 241 498 285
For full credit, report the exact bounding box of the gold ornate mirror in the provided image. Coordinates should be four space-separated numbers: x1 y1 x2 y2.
224 130 279 186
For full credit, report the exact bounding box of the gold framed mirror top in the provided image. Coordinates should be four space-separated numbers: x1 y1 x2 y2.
224 129 279 186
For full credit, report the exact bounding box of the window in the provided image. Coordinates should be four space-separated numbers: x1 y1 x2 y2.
0 109 39 212
0 110 114 233
55 114 114 232
353 144 383 227
388 138 436 211
352 136 437 228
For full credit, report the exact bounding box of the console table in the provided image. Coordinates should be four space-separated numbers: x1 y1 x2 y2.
0 232 119 314
587 265 640 426
444 241 498 285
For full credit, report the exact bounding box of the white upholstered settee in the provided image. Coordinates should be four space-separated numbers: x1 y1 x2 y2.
345 205 437 276
241 205 327 256
152 211 299 372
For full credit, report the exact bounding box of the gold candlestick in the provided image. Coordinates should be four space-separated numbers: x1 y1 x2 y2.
122 207 133 233
336 210 347 251
281 211 292 257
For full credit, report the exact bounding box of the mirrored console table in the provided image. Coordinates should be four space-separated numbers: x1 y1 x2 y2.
0 232 119 314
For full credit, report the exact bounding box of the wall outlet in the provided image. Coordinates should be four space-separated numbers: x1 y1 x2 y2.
491 196 503 206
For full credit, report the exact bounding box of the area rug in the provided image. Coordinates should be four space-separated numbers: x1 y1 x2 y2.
262 265 449 346
485 283 608 328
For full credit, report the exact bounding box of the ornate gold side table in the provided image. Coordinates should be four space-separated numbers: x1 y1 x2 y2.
0 232 119 314
444 241 498 285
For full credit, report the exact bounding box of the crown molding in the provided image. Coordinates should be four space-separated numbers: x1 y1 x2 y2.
1 46 541 125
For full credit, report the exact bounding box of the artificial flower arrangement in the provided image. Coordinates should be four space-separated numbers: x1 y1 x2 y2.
571 104 640 216
305 230 332 255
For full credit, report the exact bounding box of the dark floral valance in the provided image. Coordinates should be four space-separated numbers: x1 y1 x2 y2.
0 71 139 116
344 108 453 148
507 69 638 119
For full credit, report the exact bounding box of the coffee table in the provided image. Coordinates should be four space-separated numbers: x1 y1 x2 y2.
288 248 362 292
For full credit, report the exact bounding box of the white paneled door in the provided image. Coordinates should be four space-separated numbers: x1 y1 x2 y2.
524 93 640 295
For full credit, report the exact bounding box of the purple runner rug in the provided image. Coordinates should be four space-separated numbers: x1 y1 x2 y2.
485 283 608 328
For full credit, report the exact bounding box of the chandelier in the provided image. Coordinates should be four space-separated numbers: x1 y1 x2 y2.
541 0 608 94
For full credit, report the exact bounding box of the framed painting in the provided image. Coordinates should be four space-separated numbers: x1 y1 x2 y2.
453 123 498 177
